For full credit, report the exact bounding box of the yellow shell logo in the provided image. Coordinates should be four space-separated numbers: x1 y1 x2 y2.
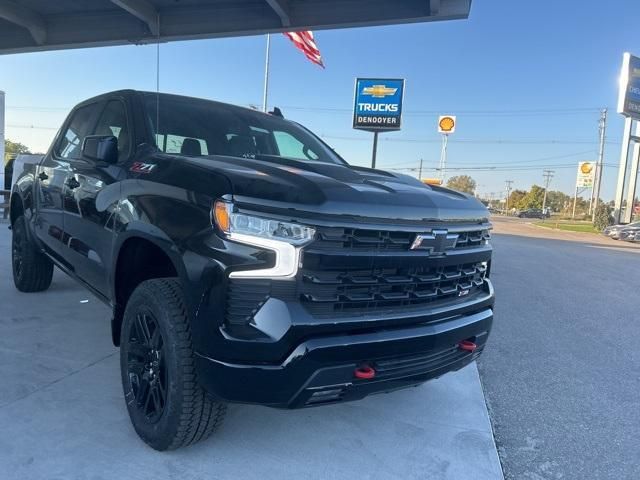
439 117 455 132
580 163 593 174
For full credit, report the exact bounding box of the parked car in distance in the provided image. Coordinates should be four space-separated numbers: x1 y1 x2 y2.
618 224 640 242
518 208 549 219
603 221 640 240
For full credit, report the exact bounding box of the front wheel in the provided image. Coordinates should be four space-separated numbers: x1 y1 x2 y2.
120 278 226 450
12 215 54 292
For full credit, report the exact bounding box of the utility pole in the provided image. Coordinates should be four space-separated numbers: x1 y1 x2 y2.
505 180 513 213
418 158 423 180
591 109 607 221
542 170 554 215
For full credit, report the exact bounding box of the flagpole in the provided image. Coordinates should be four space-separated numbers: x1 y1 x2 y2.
262 34 271 112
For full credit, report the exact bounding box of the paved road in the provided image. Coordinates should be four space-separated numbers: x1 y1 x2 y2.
0 224 502 480
479 217 640 480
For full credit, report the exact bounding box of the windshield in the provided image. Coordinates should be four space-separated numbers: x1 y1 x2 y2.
143 93 345 165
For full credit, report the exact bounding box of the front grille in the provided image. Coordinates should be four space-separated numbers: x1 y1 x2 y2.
225 224 492 329
311 226 491 253
300 261 487 316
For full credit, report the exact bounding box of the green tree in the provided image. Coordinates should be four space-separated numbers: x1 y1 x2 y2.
593 203 613 231
4 139 30 157
507 189 527 210
446 175 477 194
545 190 571 213
516 185 545 209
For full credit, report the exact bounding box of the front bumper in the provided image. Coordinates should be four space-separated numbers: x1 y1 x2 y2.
195 307 492 408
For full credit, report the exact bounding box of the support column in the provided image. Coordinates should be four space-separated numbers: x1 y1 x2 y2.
613 118 633 223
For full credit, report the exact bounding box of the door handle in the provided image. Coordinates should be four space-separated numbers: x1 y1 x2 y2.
38 171 48 181
65 177 81 190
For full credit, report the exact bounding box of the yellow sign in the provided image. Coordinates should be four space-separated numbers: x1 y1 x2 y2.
580 162 593 174
438 115 456 134
362 85 398 98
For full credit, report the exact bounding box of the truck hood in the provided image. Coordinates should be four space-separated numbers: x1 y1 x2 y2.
183 154 488 224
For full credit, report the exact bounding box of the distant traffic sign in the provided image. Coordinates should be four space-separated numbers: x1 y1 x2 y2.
353 78 405 131
438 115 456 134
617 52 640 119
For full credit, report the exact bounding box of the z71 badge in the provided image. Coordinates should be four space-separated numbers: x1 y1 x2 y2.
130 162 156 174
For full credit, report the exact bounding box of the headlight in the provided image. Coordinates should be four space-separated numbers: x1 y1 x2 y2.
213 200 315 279
213 200 315 245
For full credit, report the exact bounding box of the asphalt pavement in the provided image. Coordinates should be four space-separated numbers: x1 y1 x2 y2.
479 217 640 480
0 222 502 480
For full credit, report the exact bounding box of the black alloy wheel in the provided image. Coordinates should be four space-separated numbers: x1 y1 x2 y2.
126 311 167 424
120 278 226 450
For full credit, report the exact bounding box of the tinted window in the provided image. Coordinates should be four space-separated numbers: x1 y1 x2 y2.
144 93 344 165
57 105 97 159
94 100 130 160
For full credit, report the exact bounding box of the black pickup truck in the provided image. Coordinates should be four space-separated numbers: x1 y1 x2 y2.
9 90 494 450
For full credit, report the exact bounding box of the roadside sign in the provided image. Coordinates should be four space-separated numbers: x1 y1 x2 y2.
576 162 595 188
353 78 405 131
438 115 456 134
617 52 640 119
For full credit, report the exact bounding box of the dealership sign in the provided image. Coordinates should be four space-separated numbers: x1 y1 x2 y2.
617 52 640 119
576 162 595 188
353 78 405 131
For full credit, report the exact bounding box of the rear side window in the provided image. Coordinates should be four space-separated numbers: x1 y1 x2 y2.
57 104 97 159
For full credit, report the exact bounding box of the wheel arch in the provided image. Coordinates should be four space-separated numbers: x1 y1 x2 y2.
111 230 185 346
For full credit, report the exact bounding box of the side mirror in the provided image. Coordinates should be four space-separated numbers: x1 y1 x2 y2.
82 135 118 164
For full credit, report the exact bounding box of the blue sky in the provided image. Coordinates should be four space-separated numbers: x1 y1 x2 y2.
1 0 639 200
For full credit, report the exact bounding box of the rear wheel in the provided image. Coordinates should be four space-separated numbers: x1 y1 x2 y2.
120 278 226 450
12 215 54 292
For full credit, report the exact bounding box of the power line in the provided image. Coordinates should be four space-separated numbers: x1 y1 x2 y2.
7 103 608 117
321 134 616 145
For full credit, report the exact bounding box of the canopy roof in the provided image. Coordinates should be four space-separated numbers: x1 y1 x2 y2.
0 0 471 55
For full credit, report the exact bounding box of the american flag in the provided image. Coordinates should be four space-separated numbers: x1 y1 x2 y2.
283 31 324 68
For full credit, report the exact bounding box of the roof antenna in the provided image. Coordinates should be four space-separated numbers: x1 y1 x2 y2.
269 107 284 118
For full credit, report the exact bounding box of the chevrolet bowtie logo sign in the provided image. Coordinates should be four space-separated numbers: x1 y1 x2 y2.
362 85 398 98
410 230 459 255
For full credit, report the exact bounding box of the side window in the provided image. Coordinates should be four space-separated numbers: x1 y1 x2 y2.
273 131 319 160
56 105 96 159
155 134 208 156
94 100 130 160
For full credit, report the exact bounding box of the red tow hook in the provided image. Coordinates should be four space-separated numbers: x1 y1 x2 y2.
458 340 477 352
354 365 376 379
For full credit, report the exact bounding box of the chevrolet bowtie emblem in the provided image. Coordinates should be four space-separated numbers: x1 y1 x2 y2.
410 230 459 255
362 85 398 98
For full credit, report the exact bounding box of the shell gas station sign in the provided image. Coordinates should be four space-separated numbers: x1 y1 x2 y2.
438 115 456 134
576 162 595 188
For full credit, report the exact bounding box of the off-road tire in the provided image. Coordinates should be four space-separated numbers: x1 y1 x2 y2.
120 278 226 450
12 215 54 292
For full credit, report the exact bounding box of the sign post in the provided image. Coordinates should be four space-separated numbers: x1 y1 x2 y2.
353 78 405 168
437 115 456 181
614 52 640 223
